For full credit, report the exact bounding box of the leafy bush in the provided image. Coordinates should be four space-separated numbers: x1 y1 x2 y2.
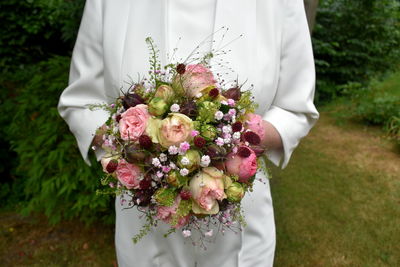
313 0 400 102
355 71 400 146
3 56 113 224
0 0 85 71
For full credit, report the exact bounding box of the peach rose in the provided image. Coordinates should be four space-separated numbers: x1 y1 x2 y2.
156 196 190 228
225 147 258 182
115 159 143 189
244 113 266 141
189 167 227 215
177 64 217 98
158 113 193 148
119 104 150 141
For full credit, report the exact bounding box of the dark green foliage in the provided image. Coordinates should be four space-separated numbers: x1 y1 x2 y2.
313 0 400 102
355 71 400 146
0 0 85 71
3 56 113 224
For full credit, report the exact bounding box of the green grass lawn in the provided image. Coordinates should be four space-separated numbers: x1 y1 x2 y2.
1 108 399 266
271 108 400 266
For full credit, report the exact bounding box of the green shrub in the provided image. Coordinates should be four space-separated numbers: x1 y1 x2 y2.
0 0 85 71
4 56 113 224
355 71 400 145
313 0 400 102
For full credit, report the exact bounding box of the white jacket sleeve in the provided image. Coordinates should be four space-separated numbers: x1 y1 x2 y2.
58 0 109 165
263 0 319 168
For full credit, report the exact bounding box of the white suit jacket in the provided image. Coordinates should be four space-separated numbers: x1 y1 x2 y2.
58 0 319 169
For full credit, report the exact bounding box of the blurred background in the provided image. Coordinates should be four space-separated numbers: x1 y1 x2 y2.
0 0 399 266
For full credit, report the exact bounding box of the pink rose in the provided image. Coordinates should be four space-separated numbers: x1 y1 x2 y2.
158 113 194 148
119 104 150 141
115 159 143 189
189 167 227 215
156 196 190 228
225 147 258 182
244 113 266 141
179 64 216 98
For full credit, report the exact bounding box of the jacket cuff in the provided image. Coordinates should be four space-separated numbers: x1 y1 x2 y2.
262 105 304 168
67 108 109 165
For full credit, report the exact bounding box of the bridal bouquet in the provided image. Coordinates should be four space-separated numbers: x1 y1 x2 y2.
91 37 268 246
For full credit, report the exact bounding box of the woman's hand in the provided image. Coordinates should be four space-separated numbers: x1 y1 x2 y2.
244 113 283 151
260 120 283 151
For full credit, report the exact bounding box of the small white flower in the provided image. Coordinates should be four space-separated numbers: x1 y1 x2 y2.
159 153 168 162
215 111 224 120
205 229 213 237
195 93 203 98
221 100 228 105
200 155 211 167
182 230 191 238
113 127 119 134
156 171 164 178
228 108 236 116
222 125 232 134
215 137 224 146
223 137 232 144
232 132 241 140
180 157 190 166
169 162 177 169
170 103 180 112
168 145 179 155
152 158 161 167
180 168 189 176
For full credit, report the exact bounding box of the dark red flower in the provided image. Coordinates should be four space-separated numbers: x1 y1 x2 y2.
116 114 122 123
243 131 261 145
176 63 186 74
139 179 151 190
208 88 219 98
232 121 243 132
139 135 153 149
194 136 206 148
133 190 153 206
106 160 118 173
180 190 192 200
237 147 251 158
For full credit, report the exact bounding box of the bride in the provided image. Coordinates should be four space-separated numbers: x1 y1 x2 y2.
58 0 318 266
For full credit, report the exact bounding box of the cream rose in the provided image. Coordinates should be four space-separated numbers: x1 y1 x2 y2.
189 167 227 215
158 113 194 148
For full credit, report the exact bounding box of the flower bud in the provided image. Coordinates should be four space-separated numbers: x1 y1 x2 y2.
122 93 145 109
222 87 241 101
166 171 180 187
206 144 226 160
180 100 198 118
226 182 245 202
197 101 220 123
177 150 201 172
124 144 146 164
148 97 169 116
154 85 175 103
200 124 217 141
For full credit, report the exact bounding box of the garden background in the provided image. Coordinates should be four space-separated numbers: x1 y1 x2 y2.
0 0 399 265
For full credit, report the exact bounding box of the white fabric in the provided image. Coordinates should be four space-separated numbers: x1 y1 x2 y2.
58 0 319 266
